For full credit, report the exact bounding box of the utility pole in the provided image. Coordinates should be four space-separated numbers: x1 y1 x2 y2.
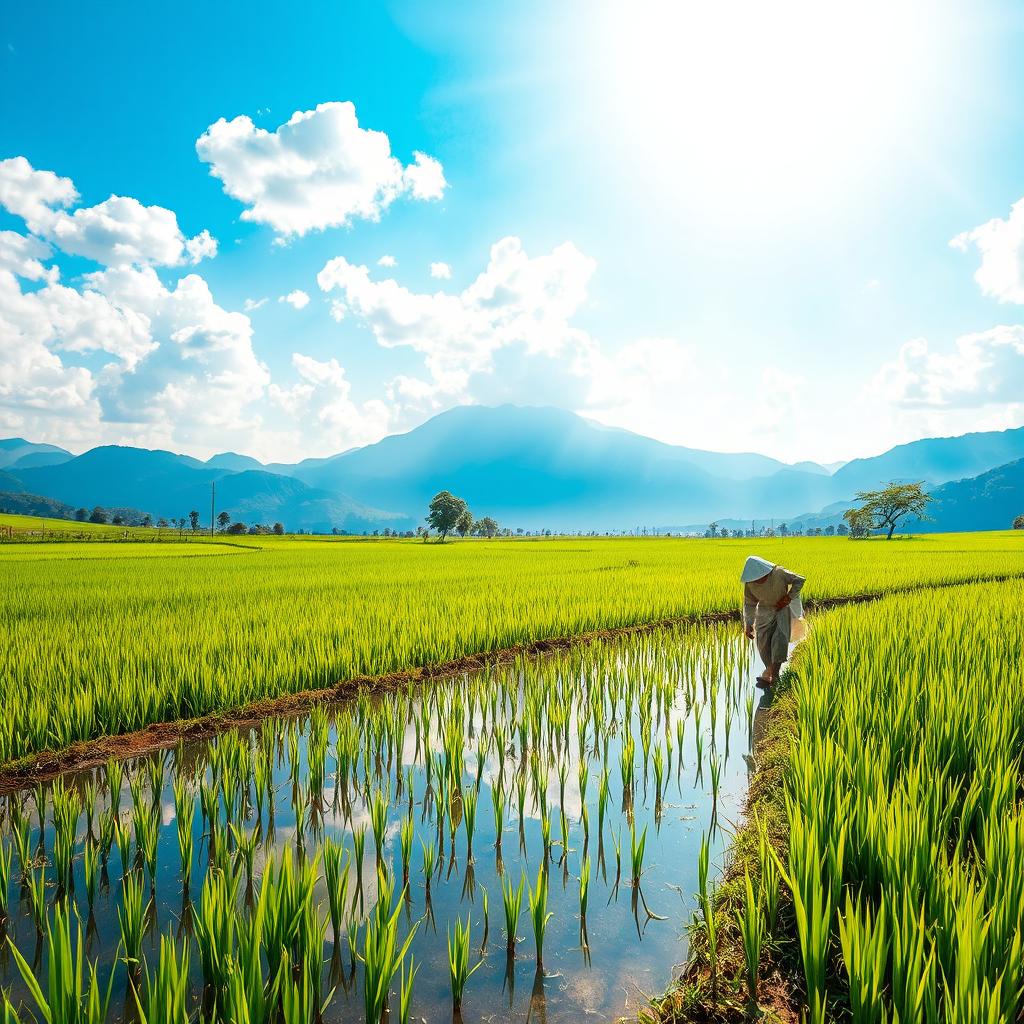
210 481 215 538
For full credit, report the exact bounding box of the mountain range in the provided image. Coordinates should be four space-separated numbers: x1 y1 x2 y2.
1 405 1022 533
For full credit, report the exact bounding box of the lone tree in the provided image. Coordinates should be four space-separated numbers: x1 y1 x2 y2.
426 490 469 542
217 510 231 531
475 516 499 539
189 510 201 532
843 481 932 540
1014 514 1024 530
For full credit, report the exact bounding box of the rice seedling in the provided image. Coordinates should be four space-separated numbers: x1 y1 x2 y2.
697 832 718 1003
735 868 764 1006
353 824 367 911
6 899 117 1024
133 932 190 1024
369 789 388 862
420 837 436 888
229 823 259 889
360 868 417 1024
323 837 352 943
462 787 477 860
527 866 553 969
27 864 47 932
0 840 11 919
629 822 647 886
490 781 505 848
118 869 150 968
502 872 524 955
579 855 591 949
447 915 482 1011
82 840 99 912
133 801 159 888
399 955 418 1024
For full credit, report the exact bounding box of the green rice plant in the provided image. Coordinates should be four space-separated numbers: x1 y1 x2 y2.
118 869 150 968
0 839 12 919
399 955 418 1024
105 760 124 816
133 800 159 888
652 747 665 805
192 866 238 998
500 868 522 955
491 780 505 847
6 899 117 1024
462 786 478 860
132 932 190 1024
697 833 718 1003
837 892 888 1024
369 789 388 862
353 824 367 910
399 813 414 882
629 822 647 886
323 837 352 943
756 818 780 937
115 819 133 875
360 869 418 1024
781 818 832 1024
447 915 482 1011
175 793 195 891
97 807 117 863
579 855 591 949
597 766 610 837
82 841 99 912
526 865 553 968
229 823 259 889
420 837 436 888
27 864 48 932
12 805 33 879
735 868 764 1006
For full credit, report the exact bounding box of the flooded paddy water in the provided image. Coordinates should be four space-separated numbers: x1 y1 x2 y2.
0 620 766 1023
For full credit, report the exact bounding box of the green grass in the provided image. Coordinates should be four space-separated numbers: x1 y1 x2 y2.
1 531 1021 766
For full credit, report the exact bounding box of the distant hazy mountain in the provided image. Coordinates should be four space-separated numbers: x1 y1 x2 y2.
0 438 72 471
286 405 840 528
920 458 1024 533
829 426 1024 495
5 405 1024 533
206 452 265 472
10 447 409 533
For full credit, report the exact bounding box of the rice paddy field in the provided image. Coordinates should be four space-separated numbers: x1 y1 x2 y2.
1 531 1021 767
0 529 1022 1023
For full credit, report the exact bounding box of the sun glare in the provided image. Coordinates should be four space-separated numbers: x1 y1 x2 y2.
583 1 955 217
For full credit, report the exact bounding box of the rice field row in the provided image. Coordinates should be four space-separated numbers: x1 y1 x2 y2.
0 620 753 1023
705 577 1024 1021
2 533 1021 767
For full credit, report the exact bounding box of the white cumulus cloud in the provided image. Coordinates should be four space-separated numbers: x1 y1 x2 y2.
875 326 1024 408
377 254 397 268
279 289 310 310
0 230 58 282
195 101 447 237
0 157 217 268
429 261 452 279
269 353 392 449
318 236 596 409
951 198 1024 304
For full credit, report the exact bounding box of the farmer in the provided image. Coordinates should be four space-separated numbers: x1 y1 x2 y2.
741 556 805 689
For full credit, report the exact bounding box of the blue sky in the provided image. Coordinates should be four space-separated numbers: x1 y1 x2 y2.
2 0 1024 464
